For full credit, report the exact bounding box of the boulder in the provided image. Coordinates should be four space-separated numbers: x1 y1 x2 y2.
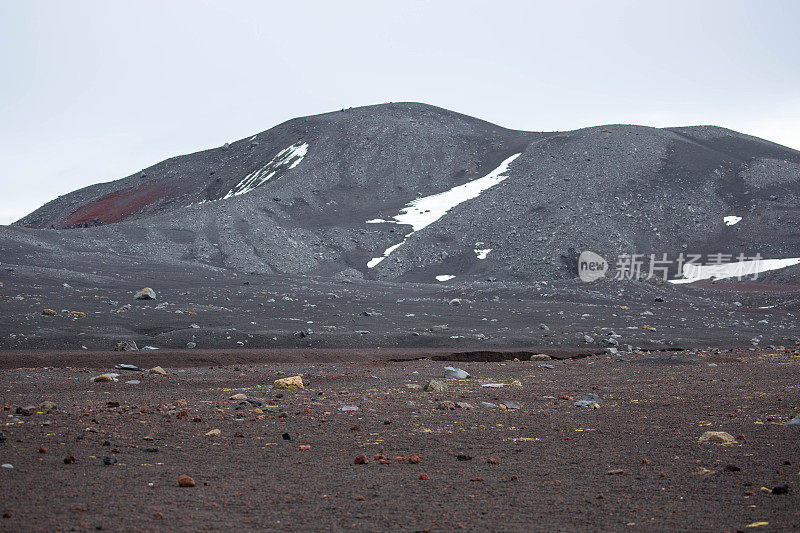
423 380 447 393
114 340 138 352
443 366 470 379
134 287 156 300
698 431 736 444
273 375 304 389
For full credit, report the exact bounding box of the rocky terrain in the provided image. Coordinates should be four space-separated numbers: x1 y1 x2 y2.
1 350 799 531
2 102 800 531
2 102 800 352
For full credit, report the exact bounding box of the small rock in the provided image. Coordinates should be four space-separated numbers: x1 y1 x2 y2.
698 431 736 444
113 340 138 352
574 393 601 407
273 375 304 390
443 366 470 379
93 374 114 383
42 309 57 316
448 298 462 306
481 383 504 388
538 323 550 331
148 366 167 375
63 455 75 464
784 414 800 427
186 342 197 349
354 454 368 465
134 287 156 300
39 401 57 411
479 402 497 408
205 429 221 437
408 454 422 464
772 485 789 495
437 401 456 410
38 445 47 454
103 457 117 466
606 469 625 475
1 464 12 469
298 445 311 451
341 405 358 411
229 393 248 401
15 406 36 416
455 402 475 410
487 456 500 464
423 380 447 393
510 379 522 387
419 473 429 480
457 453 472 461
529 354 551 361
178 475 196 487
114 363 141 371
501 401 521 410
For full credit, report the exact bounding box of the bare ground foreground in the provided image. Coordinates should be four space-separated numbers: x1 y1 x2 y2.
1 347 799 532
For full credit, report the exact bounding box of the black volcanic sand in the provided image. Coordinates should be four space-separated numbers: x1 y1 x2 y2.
1 348 799 531
1 266 799 353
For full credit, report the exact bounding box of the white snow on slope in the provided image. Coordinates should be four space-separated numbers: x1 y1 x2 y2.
222 142 308 200
723 215 742 226
669 257 800 284
366 153 521 268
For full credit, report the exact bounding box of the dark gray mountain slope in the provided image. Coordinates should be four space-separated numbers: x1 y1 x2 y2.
7 102 800 283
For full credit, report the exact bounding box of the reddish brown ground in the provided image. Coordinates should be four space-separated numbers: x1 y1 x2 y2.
0 348 798 531
56 182 171 227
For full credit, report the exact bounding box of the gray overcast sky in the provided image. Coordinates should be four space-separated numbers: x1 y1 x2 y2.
1 0 799 224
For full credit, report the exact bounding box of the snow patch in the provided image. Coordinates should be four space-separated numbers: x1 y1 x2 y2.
366 153 521 268
222 142 308 200
436 275 455 281
723 215 742 226
669 257 800 284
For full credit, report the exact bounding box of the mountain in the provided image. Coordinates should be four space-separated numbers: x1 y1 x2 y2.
8 102 800 283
